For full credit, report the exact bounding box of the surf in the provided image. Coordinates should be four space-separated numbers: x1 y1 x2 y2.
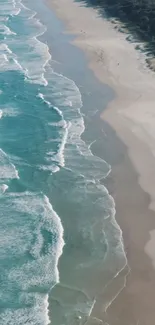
0 0 127 324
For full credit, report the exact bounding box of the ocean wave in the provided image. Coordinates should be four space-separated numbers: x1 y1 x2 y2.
20 2 36 20
0 293 50 325
0 23 16 35
0 0 50 85
0 0 21 17
0 1 127 323
0 105 20 117
0 43 13 54
0 184 9 194
0 148 19 180
41 68 111 179
37 92 69 170
0 190 64 324
38 39 127 324
46 121 70 168
22 36 51 85
37 63 127 303
37 92 52 107
0 43 24 71
39 164 60 173
0 53 9 69
3 192 64 283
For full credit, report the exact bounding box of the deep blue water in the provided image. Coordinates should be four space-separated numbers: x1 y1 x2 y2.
0 1 127 324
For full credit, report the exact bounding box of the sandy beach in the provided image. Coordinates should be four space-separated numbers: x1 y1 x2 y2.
45 0 155 324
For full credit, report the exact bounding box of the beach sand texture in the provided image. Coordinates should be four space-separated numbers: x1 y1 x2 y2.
46 0 155 324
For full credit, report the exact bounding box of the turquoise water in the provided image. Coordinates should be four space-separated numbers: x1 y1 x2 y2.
0 0 127 324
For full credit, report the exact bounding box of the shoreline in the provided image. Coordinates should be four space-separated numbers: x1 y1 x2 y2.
45 0 155 324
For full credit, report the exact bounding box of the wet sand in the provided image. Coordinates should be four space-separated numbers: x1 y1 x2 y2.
45 0 155 324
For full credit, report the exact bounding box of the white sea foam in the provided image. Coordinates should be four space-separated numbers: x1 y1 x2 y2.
38 73 83 171
0 1 65 324
0 0 21 17
44 68 112 179
39 164 60 173
41 66 128 321
0 293 50 325
0 17 9 23
42 70 106 178
0 184 9 194
37 92 52 107
9 35 51 85
2 106 20 117
0 1 127 323
47 121 71 168
11 7 21 16
0 0 51 84
0 43 25 72
0 53 9 68
53 105 64 118
0 148 19 180
0 102 20 118
0 24 16 35
6 192 64 285
13 58 23 70
0 190 64 324
48 120 66 127
58 122 70 168
3 43 12 54
23 37 51 85
38 91 70 170
20 1 37 20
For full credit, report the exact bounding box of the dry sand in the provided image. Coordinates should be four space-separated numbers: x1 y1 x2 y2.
46 0 155 324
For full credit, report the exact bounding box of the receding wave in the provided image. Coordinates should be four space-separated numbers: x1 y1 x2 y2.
0 0 127 324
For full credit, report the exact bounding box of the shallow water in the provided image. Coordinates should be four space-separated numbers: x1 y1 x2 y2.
0 1 127 324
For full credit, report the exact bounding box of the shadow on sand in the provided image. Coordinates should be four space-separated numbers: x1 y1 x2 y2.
75 0 155 68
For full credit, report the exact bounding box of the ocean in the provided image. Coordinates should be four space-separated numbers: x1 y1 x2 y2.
0 0 127 324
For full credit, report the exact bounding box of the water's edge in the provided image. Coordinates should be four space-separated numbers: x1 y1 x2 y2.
0 0 128 324
36 1 129 323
